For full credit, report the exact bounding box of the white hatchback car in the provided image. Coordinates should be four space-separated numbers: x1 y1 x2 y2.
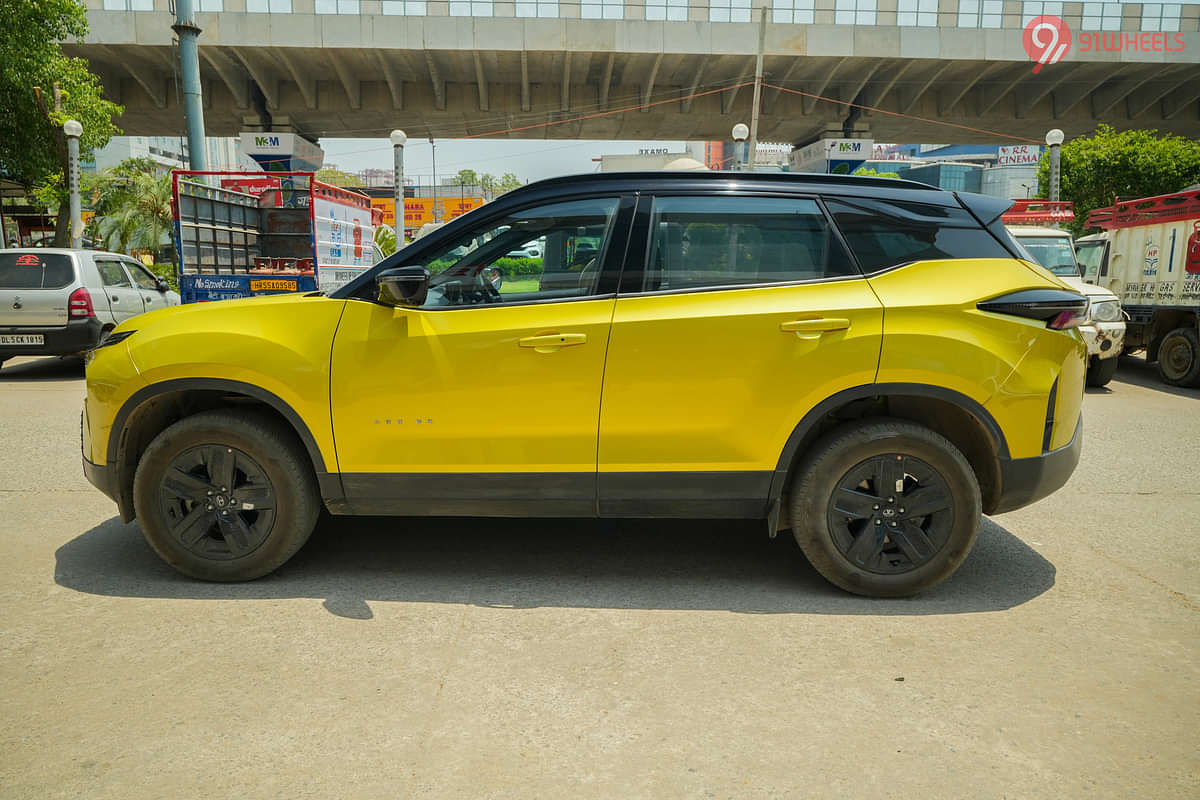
0 248 180 369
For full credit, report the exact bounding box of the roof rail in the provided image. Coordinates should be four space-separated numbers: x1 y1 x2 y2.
527 170 938 192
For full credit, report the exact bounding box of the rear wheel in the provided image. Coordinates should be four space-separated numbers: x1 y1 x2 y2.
1086 354 1119 387
1156 327 1200 387
789 420 981 598
133 409 320 581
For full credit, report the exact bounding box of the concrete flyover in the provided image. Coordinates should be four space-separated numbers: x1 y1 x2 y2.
65 0 1200 143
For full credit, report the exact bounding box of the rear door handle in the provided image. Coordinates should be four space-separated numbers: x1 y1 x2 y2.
780 318 850 335
519 333 587 351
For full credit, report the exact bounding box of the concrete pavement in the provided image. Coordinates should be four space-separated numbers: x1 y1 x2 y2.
1 354 1197 798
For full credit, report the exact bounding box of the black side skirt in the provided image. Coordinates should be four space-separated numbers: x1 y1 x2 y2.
337 471 774 518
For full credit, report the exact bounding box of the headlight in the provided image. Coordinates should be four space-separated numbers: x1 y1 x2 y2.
1089 299 1122 323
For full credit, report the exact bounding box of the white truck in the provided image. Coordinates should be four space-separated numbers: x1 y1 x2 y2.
1076 188 1200 388
1004 211 1126 388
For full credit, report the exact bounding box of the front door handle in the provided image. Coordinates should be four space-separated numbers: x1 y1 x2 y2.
519 332 587 352
780 318 850 335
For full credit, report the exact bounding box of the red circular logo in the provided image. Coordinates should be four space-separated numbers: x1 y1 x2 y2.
1023 15 1072 73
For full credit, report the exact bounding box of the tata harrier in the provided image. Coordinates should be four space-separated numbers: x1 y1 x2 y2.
83 172 1086 597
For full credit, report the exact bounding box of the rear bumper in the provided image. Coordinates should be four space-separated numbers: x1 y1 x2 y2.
83 454 119 504
992 416 1082 514
0 317 104 358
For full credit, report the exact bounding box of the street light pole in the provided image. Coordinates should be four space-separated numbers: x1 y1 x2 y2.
429 137 440 223
63 119 83 249
1046 128 1064 202
390 129 406 241
172 0 207 170
731 123 749 171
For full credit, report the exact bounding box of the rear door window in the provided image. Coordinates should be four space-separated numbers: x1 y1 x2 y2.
95 259 133 287
0 253 75 289
825 198 1010 271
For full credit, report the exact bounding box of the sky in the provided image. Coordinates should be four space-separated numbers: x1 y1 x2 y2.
319 138 689 184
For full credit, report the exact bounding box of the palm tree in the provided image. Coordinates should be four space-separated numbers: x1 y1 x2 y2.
92 159 174 258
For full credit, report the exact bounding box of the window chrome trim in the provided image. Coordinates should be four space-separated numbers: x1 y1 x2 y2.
350 292 618 312
615 274 869 299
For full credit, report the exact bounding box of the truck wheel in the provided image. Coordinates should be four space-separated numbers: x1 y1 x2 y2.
1086 355 1119 387
1156 327 1200 387
133 409 320 581
788 419 981 598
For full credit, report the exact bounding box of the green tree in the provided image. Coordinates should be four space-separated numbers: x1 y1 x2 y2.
90 159 174 256
315 166 363 187
451 169 478 187
1038 125 1200 237
853 167 901 179
478 173 497 200
495 173 523 195
0 0 122 244
374 223 398 257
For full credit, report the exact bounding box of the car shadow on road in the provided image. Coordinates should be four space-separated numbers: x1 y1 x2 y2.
0 356 84 382
55 514 1055 618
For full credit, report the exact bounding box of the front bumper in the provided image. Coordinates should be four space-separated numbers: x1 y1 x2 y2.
1078 321 1125 360
992 416 1082 514
0 317 104 358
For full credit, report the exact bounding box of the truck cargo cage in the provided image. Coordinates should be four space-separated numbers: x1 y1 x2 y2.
1001 199 1075 225
1086 189 1200 231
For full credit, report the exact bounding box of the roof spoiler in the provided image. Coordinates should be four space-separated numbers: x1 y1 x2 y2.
955 192 1014 226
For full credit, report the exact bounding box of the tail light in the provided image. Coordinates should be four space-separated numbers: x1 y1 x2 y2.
68 287 95 319
977 289 1087 330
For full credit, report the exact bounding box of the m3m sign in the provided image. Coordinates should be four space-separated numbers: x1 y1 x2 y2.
255 136 281 147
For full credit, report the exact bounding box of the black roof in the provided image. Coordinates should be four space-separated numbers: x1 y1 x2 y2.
533 170 939 192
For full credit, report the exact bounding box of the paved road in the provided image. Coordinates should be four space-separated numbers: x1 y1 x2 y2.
1 354 1197 799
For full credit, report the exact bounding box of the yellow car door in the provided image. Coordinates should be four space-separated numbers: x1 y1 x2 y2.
597 195 884 516
330 195 632 515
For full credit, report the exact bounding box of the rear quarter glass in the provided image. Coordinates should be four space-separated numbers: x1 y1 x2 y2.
0 253 75 289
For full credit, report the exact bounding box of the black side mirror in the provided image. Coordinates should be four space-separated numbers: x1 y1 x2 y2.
154 278 170 292
377 266 430 307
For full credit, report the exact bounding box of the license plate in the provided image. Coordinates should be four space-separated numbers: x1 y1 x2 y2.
0 334 44 345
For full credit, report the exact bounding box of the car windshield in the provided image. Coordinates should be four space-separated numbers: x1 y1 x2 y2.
1016 236 1078 276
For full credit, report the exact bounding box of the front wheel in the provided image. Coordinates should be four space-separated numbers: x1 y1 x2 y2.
133 409 320 581
1086 354 1119 387
788 420 981 598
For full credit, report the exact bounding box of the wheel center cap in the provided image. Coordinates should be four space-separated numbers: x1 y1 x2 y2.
215 495 227 508
882 508 895 517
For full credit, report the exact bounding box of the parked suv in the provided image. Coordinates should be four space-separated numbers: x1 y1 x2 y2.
0 248 179 368
83 173 1087 597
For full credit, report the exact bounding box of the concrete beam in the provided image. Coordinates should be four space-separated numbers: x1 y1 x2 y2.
97 44 166 109
200 47 249 110
860 59 912 116
599 53 614 111
474 51 489 112
974 64 1028 117
763 56 802 114
681 59 706 114
520 51 531 112
425 51 446 111
641 53 663 113
1128 69 1194 119
233 48 279 110
899 62 951 114
841 61 883 117
803 57 846 115
374 51 404 110
938 63 1002 117
329 50 361 111
275 48 317 110
723 56 756 115
1162 81 1200 120
1016 62 1083 119
1091 68 1159 119
561 52 571 112
1053 70 1110 118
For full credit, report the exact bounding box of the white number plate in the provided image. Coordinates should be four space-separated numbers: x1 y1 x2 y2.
0 335 44 345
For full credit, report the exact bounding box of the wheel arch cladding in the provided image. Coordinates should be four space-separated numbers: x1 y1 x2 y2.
107 379 330 523
770 383 1008 519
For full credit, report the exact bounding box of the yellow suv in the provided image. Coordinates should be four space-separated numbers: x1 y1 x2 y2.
83 173 1087 597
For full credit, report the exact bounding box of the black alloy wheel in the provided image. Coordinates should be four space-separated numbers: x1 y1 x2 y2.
158 444 277 560
827 453 953 574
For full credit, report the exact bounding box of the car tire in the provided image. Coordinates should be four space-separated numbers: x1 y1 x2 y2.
1086 354 1119 387
788 419 981 598
133 409 320 581
1155 327 1200 387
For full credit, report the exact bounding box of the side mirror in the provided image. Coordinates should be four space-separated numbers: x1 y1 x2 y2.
377 265 430 307
154 278 170 293
481 266 503 290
